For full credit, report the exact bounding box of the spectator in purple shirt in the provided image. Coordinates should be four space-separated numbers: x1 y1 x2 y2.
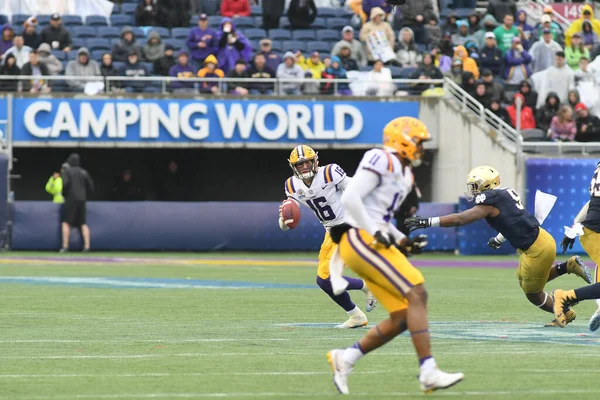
186 13 217 70
362 0 392 21
257 39 281 71
169 50 196 92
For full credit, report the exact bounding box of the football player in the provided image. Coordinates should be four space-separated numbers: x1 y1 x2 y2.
279 145 376 329
405 166 593 327
326 117 464 395
553 161 600 330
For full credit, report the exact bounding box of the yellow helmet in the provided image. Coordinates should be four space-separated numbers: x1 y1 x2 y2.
288 145 319 180
382 117 429 162
465 166 501 201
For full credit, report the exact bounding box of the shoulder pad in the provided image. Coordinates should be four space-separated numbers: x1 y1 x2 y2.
474 190 497 206
359 149 396 176
323 164 346 185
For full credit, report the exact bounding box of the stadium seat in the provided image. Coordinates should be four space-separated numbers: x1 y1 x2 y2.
12 26 23 36
98 26 122 39
359 65 371 72
62 15 83 26
452 0 476 8
171 28 189 39
67 50 79 60
72 26 97 38
110 15 134 26
279 17 290 29
164 39 185 50
110 38 121 48
233 17 255 28
243 28 265 40
37 15 52 25
121 3 137 15
251 6 262 16
292 30 316 41
12 14 28 26
91 49 106 61
283 40 306 53
87 38 111 52
254 17 263 28
327 18 349 31
0 14 8 25
305 41 330 53
61 60 68 71
317 8 338 18
189 15 199 26
208 16 222 28
521 129 547 142
317 29 339 42
141 62 153 72
51 50 66 61
71 38 86 49
113 61 125 71
148 27 170 38
269 40 282 52
389 66 403 79
269 29 291 41
86 15 109 26
310 18 327 29
453 8 475 18
131 27 145 39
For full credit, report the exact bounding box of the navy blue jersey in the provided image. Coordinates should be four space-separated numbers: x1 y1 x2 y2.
474 188 540 250
584 162 600 233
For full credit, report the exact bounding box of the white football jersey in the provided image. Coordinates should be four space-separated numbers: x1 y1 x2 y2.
350 148 414 231
285 164 348 230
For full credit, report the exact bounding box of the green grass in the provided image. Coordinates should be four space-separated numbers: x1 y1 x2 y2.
0 252 598 399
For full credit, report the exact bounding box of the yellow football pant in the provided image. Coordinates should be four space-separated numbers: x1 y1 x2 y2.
337 228 424 312
581 227 600 283
317 232 336 279
517 227 556 294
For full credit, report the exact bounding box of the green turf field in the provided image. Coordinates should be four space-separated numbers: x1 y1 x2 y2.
0 252 599 399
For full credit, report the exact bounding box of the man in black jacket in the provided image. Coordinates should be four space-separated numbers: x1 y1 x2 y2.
61 153 94 252
40 14 72 52
575 103 600 142
20 50 51 93
479 32 503 77
153 43 176 76
288 0 317 30
262 0 285 30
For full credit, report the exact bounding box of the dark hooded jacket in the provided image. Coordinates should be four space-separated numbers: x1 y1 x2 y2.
153 47 176 76
0 53 19 91
568 89 580 109
487 0 517 25
287 0 317 29
535 92 560 133
575 112 600 142
518 80 538 111
111 26 143 62
40 22 72 50
159 0 191 28
468 12 481 34
135 0 165 27
62 154 94 202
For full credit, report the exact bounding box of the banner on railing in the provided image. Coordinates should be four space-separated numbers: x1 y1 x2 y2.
11 98 419 147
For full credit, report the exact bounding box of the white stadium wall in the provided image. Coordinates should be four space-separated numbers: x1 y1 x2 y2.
421 98 521 202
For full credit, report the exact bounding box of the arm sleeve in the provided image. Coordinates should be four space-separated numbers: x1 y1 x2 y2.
574 201 590 224
45 177 55 195
341 168 380 236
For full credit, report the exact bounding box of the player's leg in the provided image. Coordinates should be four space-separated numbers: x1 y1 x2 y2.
327 229 463 394
77 202 90 251
61 222 70 251
317 233 368 328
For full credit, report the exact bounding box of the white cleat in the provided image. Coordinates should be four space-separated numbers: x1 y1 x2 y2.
335 310 368 329
327 349 352 395
365 290 377 312
589 307 600 332
419 367 464 394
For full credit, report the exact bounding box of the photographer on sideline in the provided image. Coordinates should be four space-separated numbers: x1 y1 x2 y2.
60 153 94 253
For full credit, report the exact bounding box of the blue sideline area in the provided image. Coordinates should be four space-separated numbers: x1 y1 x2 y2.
11 201 456 252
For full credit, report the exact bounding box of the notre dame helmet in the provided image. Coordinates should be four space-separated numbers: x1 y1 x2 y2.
465 166 501 201
288 145 319 180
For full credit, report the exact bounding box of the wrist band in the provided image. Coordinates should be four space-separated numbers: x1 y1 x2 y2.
429 217 440 227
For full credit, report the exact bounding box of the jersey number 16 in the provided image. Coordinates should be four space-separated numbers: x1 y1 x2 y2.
307 197 336 222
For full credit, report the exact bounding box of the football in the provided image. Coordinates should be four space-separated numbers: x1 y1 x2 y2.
281 200 301 229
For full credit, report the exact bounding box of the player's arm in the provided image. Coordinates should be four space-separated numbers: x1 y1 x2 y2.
404 205 497 231
341 169 379 236
560 200 590 253
336 175 351 191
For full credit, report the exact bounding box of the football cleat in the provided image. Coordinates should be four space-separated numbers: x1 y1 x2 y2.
567 256 593 284
589 307 600 332
335 310 368 329
553 289 578 328
545 309 576 327
365 290 377 313
327 349 352 395
419 367 464 394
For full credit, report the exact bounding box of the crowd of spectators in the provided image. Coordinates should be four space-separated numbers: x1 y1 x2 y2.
0 0 599 141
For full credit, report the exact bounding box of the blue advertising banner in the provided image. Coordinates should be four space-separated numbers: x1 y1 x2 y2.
526 158 597 254
12 98 419 146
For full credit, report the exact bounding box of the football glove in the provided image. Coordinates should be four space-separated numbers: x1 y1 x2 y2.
404 216 430 232
560 235 575 254
487 236 504 249
408 234 428 254
372 230 394 248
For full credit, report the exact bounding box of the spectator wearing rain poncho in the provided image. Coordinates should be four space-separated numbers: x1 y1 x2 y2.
215 17 252 74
